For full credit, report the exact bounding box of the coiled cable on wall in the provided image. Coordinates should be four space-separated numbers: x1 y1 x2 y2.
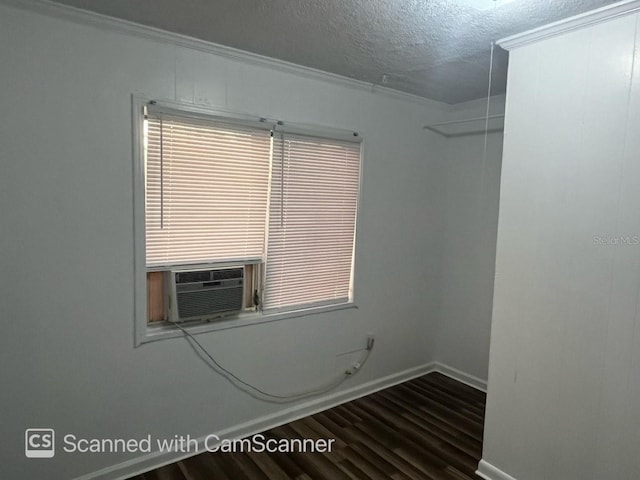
173 322 373 404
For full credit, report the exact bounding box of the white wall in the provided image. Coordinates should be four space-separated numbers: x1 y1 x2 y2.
0 2 450 478
435 96 504 381
482 9 640 480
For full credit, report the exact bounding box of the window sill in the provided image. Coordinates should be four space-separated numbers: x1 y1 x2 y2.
139 302 358 345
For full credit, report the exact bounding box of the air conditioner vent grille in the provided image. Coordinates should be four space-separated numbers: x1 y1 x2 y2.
175 271 211 284
212 268 244 281
175 268 244 284
170 266 245 322
177 288 244 319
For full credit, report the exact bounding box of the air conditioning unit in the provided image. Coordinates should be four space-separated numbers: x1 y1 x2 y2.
168 266 245 323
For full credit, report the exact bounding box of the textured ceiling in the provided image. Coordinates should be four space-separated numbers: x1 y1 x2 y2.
48 0 619 104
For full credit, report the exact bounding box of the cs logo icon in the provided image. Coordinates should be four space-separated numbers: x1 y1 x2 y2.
25 429 55 458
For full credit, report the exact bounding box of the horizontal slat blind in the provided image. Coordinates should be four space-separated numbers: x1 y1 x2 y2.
263 133 361 311
145 114 271 267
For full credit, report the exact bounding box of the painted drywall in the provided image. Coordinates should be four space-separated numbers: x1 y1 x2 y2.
0 2 451 478
435 96 504 381
482 10 640 480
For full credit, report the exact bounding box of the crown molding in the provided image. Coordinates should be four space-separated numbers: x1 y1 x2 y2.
498 0 640 51
0 0 445 109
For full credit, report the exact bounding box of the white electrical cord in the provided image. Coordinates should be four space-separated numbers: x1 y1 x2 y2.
481 41 495 182
173 322 373 404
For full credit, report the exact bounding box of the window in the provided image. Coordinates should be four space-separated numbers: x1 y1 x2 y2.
264 133 360 311
144 113 271 267
134 99 361 341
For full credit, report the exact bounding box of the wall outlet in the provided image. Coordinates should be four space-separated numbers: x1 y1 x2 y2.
366 334 375 351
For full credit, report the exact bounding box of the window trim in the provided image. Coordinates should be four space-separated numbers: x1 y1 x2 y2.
132 95 363 346
143 302 358 344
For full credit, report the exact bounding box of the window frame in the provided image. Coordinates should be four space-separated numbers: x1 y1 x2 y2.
132 95 363 346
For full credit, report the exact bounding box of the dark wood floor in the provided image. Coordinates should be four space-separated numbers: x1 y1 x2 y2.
130 372 486 480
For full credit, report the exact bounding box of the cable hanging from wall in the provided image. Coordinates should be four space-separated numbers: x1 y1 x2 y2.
423 41 503 138
173 322 374 404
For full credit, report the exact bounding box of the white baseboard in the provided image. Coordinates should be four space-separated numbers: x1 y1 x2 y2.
476 459 518 480
73 362 438 480
433 362 487 392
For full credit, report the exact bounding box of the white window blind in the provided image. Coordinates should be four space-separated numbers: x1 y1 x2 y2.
263 132 361 311
144 113 271 267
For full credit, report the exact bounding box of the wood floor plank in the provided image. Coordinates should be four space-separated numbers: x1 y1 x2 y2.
334 403 364 424
246 451 292 479
312 411 348 440
228 451 272 480
355 392 479 473
288 418 326 442
380 388 483 448
211 452 253 480
341 424 435 479
420 373 486 402
176 456 216 480
376 389 483 458
323 407 355 428
414 378 485 416
445 465 477 480
199 454 234 480
264 450 306 479
300 416 348 449
131 372 486 480
406 380 485 422
336 458 373 480
351 442 399 478
402 381 484 426
402 409 482 459
394 384 484 440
